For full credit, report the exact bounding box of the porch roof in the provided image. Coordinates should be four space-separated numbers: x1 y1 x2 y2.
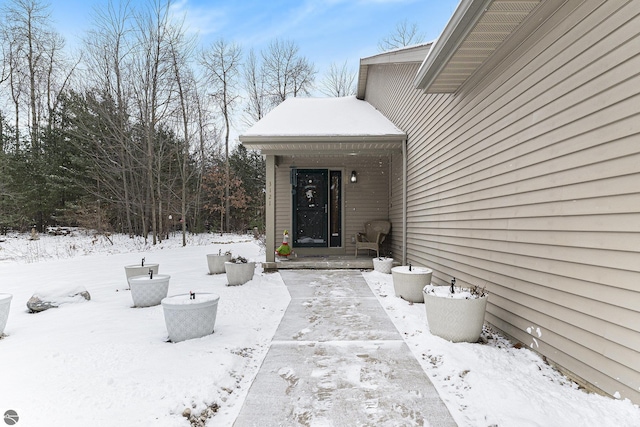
240 96 406 155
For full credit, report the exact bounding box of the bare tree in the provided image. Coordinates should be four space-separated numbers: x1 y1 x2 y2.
131 0 176 244
82 0 138 236
43 31 81 134
242 48 267 126
2 0 47 149
318 60 356 97
0 0 78 230
0 27 26 149
378 19 425 52
74 0 214 241
167 25 199 245
261 38 316 108
200 38 242 233
83 0 134 112
0 0 77 151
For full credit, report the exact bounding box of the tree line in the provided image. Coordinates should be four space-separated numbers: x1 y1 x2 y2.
0 0 316 244
0 0 422 244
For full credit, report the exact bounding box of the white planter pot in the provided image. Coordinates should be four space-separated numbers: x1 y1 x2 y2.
0 293 12 335
391 266 432 303
124 263 159 284
423 289 488 343
372 257 394 274
162 293 220 342
224 262 256 286
206 254 232 274
128 274 170 307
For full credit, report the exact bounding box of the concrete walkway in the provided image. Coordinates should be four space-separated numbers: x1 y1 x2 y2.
233 270 457 426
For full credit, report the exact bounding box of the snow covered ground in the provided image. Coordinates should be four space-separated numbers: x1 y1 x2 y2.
363 271 640 427
1 230 638 426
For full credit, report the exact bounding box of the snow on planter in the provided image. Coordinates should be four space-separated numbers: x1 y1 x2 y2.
423 284 488 343
161 292 220 343
391 265 432 303
124 260 159 285
128 274 170 307
0 293 12 335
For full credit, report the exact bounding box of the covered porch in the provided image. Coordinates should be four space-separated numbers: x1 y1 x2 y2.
240 96 407 264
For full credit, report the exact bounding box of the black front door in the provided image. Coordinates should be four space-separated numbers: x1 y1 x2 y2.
292 169 328 247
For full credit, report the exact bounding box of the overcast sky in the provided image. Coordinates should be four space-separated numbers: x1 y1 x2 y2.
47 0 460 76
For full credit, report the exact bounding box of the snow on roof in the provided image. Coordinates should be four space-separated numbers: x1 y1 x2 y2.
241 96 405 139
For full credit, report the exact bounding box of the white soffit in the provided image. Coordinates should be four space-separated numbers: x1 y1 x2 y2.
415 0 542 93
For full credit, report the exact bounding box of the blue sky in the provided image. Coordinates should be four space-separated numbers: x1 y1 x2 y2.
48 0 461 75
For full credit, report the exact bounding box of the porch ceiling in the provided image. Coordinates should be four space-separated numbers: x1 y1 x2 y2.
414 0 559 93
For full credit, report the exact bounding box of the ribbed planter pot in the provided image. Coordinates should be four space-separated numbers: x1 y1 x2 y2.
206 254 232 274
128 274 170 307
423 287 488 343
372 257 394 274
0 293 12 335
124 263 159 285
224 261 256 286
391 266 433 303
162 293 220 342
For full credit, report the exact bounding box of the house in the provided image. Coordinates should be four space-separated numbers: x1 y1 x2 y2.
240 0 640 404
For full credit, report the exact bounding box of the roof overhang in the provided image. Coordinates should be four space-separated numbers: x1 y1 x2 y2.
414 0 564 94
241 135 405 156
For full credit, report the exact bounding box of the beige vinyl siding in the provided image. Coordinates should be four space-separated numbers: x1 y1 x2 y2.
365 0 640 403
389 150 404 260
273 156 392 255
274 162 290 244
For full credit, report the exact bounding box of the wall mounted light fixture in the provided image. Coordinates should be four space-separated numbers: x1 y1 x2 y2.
350 170 357 183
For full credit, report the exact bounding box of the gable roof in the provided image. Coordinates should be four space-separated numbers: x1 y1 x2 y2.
357 43 433 100
240 96 406 155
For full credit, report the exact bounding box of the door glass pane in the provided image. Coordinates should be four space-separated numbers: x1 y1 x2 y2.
330 171 341 247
